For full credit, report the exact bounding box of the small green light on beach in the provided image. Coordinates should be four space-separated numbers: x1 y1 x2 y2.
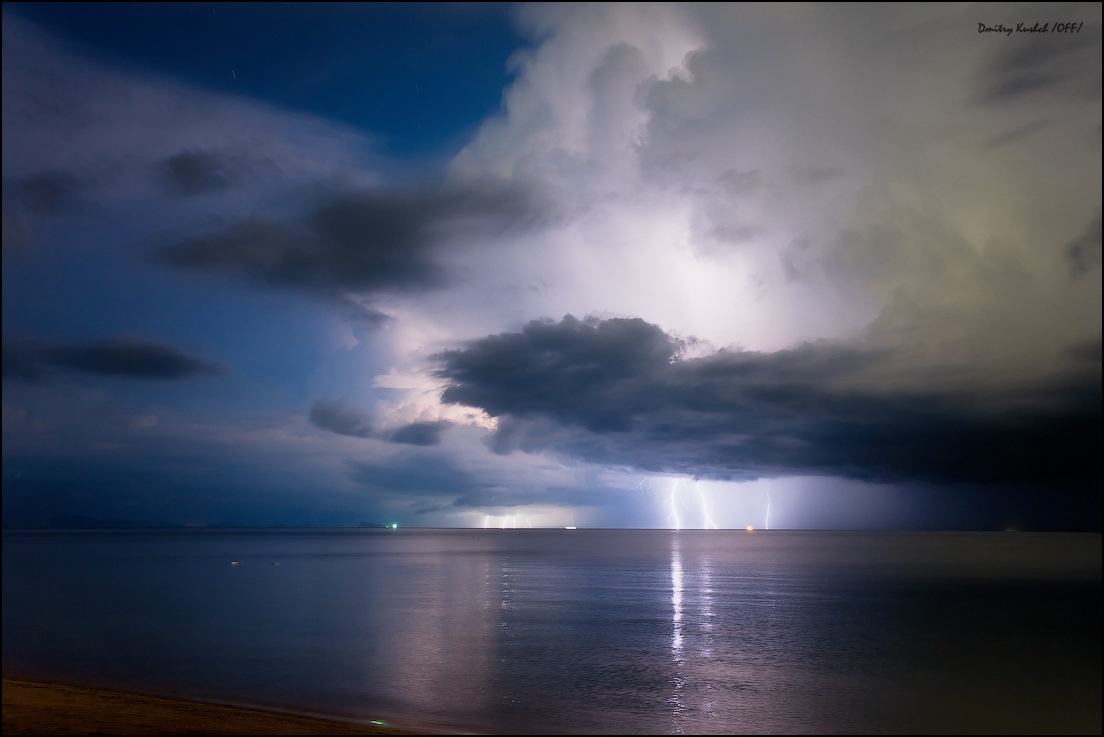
370 720 386 725
392 523 398 529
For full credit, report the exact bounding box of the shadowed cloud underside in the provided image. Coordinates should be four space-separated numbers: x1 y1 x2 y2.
438 316 1102 486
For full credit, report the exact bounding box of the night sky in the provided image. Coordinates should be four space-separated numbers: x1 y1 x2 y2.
3 3 1100 530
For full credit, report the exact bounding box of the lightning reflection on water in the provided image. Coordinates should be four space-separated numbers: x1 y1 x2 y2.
669 536 685 725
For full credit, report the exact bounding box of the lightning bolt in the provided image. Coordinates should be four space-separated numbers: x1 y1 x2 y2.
694 481 718 530
765 481 772 531
659 477 718 529
664 478 683 530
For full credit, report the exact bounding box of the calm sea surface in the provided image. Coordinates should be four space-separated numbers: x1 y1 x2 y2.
3 530 1100 733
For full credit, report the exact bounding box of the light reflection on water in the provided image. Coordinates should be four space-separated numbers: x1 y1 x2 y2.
669 539 684 729
3 530 1100 734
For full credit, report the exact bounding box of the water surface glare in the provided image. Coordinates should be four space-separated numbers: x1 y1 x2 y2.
3 530 1100 733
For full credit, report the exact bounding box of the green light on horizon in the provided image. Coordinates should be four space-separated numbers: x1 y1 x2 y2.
392 523 398 529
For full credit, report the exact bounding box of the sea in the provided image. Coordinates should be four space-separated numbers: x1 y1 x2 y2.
2 529 1100 734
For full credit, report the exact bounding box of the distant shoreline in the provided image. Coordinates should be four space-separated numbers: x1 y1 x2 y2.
1 679 418 735
6 527 1104 532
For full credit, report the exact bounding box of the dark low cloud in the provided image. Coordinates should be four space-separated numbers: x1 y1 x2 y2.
161 150 249 195
341 301 394 329
437 316 1102 487
388 421 449 446
308 399 449 445
1065 215 1102 277
156 181 539 297
308 398 374 438
3 334 223 382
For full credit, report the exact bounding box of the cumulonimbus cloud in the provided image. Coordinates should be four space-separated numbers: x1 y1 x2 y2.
437 316 1102 487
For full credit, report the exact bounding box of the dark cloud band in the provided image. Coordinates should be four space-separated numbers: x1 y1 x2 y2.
156 181 539 297
3 335 223 381
436 316 1102 487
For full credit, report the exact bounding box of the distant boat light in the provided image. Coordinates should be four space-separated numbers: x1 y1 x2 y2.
392 523 398 529
565 526 577 530
746 526 754 532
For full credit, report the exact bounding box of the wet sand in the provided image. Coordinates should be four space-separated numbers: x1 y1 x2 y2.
1 679 415 735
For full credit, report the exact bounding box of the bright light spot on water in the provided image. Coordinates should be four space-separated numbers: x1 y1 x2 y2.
671 546 683 653
746 526 754 532
392 523 398 529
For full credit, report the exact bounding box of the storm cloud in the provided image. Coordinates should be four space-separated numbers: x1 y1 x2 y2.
308 398 450 446
157 182 539 297
3 335 224 382
3 5 1100 529
438 316 1102 487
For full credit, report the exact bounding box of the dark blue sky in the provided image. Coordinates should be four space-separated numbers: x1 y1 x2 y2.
12 2 524 155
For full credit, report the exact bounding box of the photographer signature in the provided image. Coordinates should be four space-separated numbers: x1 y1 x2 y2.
978 22 1084 35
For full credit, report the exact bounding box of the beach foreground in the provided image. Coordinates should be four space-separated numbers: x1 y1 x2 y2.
1 679 413 735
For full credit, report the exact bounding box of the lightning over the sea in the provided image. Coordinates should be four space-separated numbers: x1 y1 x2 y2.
765 481 772 531
664 478 683 530
653 477 718 529
695 481 718 529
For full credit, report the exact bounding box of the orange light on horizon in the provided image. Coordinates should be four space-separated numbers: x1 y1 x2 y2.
746 525 754 532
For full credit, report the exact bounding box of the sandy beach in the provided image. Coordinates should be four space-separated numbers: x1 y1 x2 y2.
1 679 415 735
